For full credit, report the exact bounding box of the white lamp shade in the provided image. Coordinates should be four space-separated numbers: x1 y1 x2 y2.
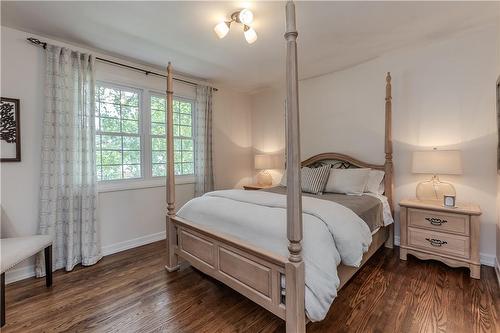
255 154 280 170
238 9 254 25
412 150 462 175
214 21 230 39
244 27 258 44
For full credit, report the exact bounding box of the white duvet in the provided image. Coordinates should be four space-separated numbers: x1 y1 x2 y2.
177 189 372 321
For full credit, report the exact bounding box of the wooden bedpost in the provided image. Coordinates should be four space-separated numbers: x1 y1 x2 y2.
384 72 394 249
284 2 306 332
165 62 180 271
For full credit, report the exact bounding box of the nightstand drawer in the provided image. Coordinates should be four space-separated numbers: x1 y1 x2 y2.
408 227 470 259
408 208 469 235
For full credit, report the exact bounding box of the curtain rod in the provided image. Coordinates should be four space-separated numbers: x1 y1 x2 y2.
27 37 218 92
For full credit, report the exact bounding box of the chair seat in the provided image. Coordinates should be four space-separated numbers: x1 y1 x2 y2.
0 236 52 273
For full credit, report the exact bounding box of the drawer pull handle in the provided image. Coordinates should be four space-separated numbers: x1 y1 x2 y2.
425 238 448 247
425 217 447 226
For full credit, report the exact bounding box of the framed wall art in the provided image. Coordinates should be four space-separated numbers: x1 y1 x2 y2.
1 97 21 162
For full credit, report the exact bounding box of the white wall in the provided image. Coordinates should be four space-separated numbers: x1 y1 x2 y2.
0 27 253 282
251 23 499 264
213 88 253 189
251 87 286 185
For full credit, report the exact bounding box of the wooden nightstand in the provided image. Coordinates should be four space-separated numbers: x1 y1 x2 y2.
399 199 482 279
243 184 273 190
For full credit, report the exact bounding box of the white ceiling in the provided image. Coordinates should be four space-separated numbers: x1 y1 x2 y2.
2 1 499 92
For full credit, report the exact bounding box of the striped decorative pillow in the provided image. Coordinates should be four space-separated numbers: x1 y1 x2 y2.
281 165 331 194
301 165 331 194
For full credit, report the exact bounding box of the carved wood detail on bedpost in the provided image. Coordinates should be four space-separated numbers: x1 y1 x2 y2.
384 72 394 249
165 62 180 271
284 2 306 332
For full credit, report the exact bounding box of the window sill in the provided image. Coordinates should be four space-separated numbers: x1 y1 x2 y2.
97 176 195 193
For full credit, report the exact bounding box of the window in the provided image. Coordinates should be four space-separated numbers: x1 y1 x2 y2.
150 95 194 177
95 84 142 181
95 81 195 187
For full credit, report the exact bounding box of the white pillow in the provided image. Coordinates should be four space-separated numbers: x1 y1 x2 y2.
325 168 370 195
280 172 287 186
365 169 385 194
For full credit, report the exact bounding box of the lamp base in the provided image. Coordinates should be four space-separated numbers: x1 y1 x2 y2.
416 175 456 201
256 170 273 186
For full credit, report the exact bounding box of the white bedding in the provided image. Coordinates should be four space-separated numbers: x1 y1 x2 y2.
177 189 372 321
363 192 394 226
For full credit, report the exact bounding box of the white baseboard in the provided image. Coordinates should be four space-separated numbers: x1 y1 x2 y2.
101 231 166 256
5 231 166 285
480 254 496 267
394 235 495 267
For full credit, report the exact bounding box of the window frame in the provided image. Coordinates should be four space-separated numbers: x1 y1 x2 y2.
95 81 145 184
96 81 196 193
149 91 195 179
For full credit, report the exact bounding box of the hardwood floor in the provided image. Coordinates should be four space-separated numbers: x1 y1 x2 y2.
3 241 498 332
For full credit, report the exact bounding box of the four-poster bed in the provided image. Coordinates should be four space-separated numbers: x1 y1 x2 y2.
164 2 393 332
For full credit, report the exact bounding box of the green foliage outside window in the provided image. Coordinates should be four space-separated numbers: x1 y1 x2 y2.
151 96 194 177
95 84 141 181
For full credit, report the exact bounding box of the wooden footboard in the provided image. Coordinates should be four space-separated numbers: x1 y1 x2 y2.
170 216 390 322
172 216 287 320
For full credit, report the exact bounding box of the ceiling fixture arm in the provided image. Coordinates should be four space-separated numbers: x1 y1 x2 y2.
230 11 241 23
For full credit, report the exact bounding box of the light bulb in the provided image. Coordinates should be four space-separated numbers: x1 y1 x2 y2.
238 9 254 25
244 26 257 44
214 21 230 39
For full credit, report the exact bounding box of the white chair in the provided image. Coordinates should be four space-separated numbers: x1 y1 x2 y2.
0 235 53 327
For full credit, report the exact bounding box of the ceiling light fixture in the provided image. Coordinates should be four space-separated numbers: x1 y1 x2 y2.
214 9 257 44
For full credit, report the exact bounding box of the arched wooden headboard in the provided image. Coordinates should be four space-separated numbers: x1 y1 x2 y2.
302 152 385 171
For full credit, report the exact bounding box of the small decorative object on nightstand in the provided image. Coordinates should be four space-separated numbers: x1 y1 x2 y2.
399 199 482 279
243 184 273 191
443 195 456 207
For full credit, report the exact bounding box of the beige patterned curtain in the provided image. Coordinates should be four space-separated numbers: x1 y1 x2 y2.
36 45 101 276
194 85 214 196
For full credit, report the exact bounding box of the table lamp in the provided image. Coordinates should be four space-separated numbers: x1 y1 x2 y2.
412 148 462 201
254 154 277 186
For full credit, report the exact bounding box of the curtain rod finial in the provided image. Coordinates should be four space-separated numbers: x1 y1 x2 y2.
27 37 47 49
